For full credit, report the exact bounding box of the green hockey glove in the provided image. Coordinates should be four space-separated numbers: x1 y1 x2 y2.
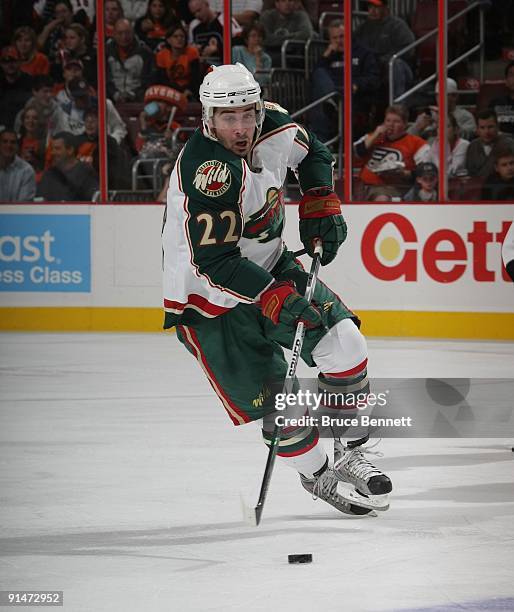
260 281 322 329
299 188 347 265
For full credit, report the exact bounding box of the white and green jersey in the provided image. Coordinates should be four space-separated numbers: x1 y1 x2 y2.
162 102 334 327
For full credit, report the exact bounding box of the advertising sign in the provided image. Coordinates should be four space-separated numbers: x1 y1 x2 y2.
285 205 513 312
0 214 91 292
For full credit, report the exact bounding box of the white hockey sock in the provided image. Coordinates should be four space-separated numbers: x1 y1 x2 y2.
278 442 328 479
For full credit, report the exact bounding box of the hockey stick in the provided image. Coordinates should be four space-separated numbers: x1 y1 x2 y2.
293 247 308 257
244 240 323 526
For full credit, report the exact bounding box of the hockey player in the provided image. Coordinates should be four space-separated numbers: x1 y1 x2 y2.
162 63 392 516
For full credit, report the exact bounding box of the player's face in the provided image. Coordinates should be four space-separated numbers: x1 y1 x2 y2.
384 112 406 140
212 105 257 157
495 155 514 180
477 118 498 143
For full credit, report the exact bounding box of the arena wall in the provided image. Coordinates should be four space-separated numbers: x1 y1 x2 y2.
0 203 512 338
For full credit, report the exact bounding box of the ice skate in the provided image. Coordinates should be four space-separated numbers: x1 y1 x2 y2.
333 439 392 507
300 460 376 517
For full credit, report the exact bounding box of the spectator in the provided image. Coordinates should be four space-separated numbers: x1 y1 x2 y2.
403 162 438 202
76 107 131 189
14 75 68 137
232 23 272 88
465 109 514 178
135 0 180 51
13 27 50 76
37 131 98 201
119 0 148 23
427 113 469 177
104 0 125 39
37 1 76 64
209 0 262 28
188 0 242 65
54 56 94 96
308 19 380 142
135 84 187 159
16 105 51 181
410 79 477 141
155 24 201 99
57 74 128 144
0 46 33 129
0 128 36 202
354 104 430 200
489 61 514 137
481 146 514 201
56 23 97 86
106 18 155 103
230 0 262 28
354 0 415 99
261 0 317 27
438 78 476 141
259 0 314 66
33 0 94 28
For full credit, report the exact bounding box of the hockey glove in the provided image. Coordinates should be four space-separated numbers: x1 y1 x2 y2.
260 281 322 329
299 188 347 265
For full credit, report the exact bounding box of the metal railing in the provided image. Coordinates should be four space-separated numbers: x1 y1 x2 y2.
290 91 344 179
281 38 309 70
131 157 169 195
388 0 485 106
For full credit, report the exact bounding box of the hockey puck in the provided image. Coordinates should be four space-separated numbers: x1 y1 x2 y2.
288 554 312 564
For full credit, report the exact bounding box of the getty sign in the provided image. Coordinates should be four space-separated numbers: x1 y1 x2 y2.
0 214 90 292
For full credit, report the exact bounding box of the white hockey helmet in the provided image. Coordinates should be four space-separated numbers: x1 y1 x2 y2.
199 63 265 142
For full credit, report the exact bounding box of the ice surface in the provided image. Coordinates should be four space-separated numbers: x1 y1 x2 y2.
0 333 513 612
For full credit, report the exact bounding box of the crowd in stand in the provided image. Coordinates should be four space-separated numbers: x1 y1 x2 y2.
1 0 514 202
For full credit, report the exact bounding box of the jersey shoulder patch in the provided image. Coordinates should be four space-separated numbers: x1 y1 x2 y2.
178 130 244 208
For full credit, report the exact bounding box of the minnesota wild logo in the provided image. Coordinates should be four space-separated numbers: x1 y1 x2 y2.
193 160 231 197
243 187 284 243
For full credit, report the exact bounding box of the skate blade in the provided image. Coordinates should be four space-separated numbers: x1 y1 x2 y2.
342 488 390 512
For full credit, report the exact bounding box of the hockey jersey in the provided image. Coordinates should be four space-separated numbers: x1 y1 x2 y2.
162 103 334 327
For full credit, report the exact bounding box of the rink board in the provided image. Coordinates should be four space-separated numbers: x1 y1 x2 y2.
0 203 512 338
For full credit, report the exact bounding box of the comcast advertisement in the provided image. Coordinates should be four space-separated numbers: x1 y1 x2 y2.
0 214 91 292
